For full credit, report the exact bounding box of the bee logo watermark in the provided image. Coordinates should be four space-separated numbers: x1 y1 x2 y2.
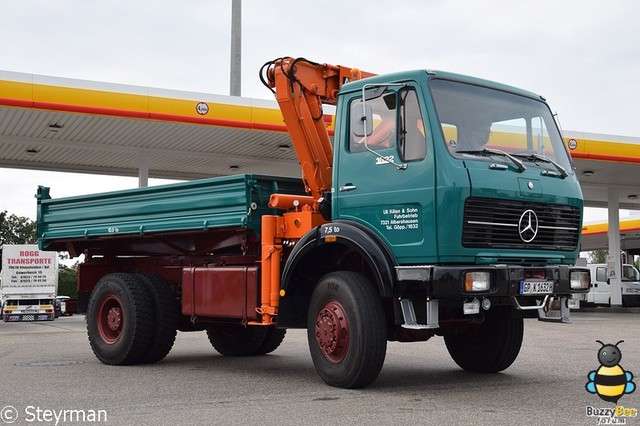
585 340 637 425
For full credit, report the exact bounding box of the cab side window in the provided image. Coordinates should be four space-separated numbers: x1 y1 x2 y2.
349 93 397 152
399 88 426 162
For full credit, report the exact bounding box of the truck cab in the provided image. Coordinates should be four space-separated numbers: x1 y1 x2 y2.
332 70 582 266
280 70 587 323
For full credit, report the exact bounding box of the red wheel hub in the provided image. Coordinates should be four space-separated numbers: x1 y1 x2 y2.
97 295 124 344
314 300 349 363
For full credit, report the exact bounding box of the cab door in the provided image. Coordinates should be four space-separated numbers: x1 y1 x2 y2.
591 266 610 304
333 85 436 264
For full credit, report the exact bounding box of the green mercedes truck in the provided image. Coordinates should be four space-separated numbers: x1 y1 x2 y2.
37 57 589 388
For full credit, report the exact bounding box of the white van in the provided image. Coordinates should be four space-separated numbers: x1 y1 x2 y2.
585 263 640 306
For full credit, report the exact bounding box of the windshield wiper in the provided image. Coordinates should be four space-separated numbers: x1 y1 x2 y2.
512 152 568 178
455 148 526 173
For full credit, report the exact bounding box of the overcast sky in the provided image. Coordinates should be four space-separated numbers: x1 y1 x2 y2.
1 0 639 222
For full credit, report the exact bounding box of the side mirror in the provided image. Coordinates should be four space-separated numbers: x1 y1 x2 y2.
350 102 373 137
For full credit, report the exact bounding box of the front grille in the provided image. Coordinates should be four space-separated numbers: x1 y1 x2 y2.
462 198 580 251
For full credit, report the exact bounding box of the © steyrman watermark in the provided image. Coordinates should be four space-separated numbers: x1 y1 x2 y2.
1 405 107 424
1 406 18 424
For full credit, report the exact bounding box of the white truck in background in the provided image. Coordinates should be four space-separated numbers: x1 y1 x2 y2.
1 244 58 321
584 263 640 307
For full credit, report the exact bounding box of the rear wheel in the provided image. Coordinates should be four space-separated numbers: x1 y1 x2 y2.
86 273 154 365
206 324 269 356
307 271 387 389
254 328 286 355
136 274 179 363
443 307 524 373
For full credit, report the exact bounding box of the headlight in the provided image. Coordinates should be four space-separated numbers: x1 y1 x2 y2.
570 271 589 290
464 271 491 292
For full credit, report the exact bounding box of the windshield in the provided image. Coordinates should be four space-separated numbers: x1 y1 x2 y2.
430 79 573 173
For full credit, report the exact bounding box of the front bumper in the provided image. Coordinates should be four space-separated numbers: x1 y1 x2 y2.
2 313 54 322
394 264 589 327
396 264 589 302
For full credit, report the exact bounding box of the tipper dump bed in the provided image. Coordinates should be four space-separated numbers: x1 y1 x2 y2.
37 174 304 255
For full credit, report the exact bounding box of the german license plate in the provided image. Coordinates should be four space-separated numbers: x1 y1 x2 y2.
520 280 554 295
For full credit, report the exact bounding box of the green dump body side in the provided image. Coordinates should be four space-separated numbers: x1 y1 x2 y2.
36 174 305 251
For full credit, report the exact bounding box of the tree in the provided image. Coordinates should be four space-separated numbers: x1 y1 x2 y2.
587 249 608 264
0 210 36 258
58 264 78 298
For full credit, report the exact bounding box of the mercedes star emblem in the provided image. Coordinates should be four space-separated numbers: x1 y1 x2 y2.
518 209 539 242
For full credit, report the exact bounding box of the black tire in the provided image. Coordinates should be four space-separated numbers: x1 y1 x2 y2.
254 327 287 355
206 323 269 356
307 271 387 389
86 273 154 365
136 273 179 363
443 307 524 373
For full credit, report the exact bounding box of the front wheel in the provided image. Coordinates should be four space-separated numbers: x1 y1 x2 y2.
443 307 524 373
307 271 387 389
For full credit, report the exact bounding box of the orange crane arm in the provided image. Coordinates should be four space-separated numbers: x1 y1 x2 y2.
260 57 375 201
252 58 375 326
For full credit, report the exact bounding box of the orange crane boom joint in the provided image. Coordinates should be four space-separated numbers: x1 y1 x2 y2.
259 57 376 201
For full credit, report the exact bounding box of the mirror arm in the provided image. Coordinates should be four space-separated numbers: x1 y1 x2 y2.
362 136 408 170
360 84 408 170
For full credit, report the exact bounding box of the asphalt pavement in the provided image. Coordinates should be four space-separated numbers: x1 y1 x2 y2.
0 309 639 425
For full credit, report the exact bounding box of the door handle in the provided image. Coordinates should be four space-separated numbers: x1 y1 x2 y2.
339 184 357 192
